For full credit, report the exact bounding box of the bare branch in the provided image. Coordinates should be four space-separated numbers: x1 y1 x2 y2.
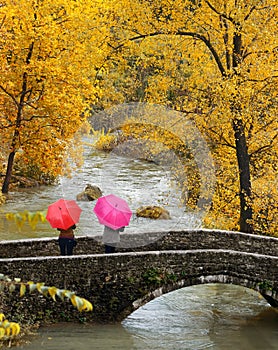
244 6 256 21
22 114 50 122
250 138 278 158
0 13 6 29
176 30 226 76
207 127 236 149
205 0 235 24
0 85 19 107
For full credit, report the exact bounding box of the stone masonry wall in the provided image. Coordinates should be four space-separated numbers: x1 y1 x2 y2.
0 250 277 323
0 229 277 258
0 229 277 323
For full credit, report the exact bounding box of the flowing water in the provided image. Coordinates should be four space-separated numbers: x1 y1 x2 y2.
0 137 277 349
18 285 278 350
0 137 201 241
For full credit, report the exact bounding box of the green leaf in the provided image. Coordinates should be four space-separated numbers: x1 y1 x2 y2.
8 283 16 293
40 286 49 297
27 282 37 293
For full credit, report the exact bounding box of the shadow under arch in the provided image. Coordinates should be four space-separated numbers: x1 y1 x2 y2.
120 274 277 322
122 283 278 350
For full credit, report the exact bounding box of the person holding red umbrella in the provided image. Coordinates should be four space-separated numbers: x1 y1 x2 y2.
46 198 81 256
57 224 77 256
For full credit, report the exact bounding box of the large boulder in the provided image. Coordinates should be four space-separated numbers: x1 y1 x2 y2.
76 184 102 201
136 205 171 220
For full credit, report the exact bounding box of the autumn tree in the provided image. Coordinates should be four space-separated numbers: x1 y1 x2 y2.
93 0 278 234
0 0 111 193
1 0 277 234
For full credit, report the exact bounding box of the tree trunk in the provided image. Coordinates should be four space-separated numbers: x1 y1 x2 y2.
231 29 253 233
1 121 20 194
1 44 34 194
1 151 16 193
232 118 253 233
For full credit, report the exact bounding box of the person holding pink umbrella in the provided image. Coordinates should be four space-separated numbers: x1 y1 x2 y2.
93 194 132 253
102 225 125 253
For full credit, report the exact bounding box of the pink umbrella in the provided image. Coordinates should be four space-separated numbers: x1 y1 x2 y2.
93 194 132 230
46 198 82 230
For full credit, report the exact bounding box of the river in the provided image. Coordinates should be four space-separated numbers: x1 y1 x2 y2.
0 137 277 349
0 137 202 241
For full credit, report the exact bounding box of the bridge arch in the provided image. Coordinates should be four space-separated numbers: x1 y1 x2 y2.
130 276 271 320
106 250 278 321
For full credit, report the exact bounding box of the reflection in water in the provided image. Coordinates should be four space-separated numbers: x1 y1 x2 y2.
19 284 278 350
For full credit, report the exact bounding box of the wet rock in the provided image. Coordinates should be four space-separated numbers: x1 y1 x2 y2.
136 205 171 220
76 184 102 201
12 175 39 188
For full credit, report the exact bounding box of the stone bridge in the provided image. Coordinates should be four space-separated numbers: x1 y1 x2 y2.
0 229 277 323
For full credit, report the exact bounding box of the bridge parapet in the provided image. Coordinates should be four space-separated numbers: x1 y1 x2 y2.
0 229 277 258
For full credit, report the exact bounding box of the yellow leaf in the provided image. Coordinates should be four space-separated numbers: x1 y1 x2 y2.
20 284 26 297
0 327 5 339
74 296 85 312
81 298 93 312
48 287 58 301
36 282 45 293
70 294 77 308
10 322 20 336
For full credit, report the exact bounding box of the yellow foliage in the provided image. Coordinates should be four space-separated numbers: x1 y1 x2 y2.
19 284 26 298
0 0 112 189
0 314 20 340
48 287 58 301
95 120 204 209
1 0 277 234
0 194 5 206
5 210 47 231
91 0 278 235
0 273 93 340
70 295 92 312
94 133 118 152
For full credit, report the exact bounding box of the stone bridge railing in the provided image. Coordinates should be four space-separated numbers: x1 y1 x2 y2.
0 229 277 323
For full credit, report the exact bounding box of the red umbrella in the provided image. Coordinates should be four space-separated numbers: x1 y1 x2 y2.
93 194 132 230
46 199 82 230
